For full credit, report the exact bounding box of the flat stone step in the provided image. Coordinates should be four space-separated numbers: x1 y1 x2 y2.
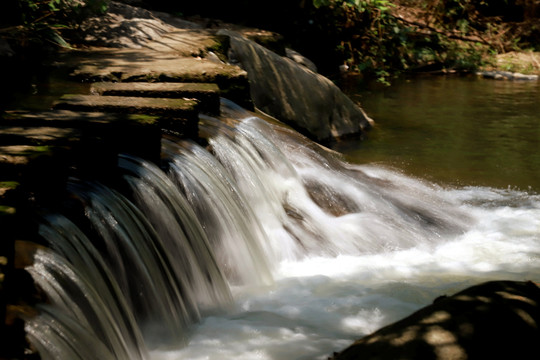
0 126 81 146
53 94 199 118
52 96 199 138
2 110 164 170
2 110 159 129
0 145 59 170
61 50 251 108
91 82 220 114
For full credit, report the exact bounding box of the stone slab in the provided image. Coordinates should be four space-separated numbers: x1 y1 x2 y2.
53 94 200 118
2 110 164 170
91 82 221 114
66 49 244 82
0 126 80 146
60 50 251 108
2 110 160 128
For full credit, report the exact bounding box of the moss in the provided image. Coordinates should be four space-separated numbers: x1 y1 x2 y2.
125 114 160 126
204 35 230 60
0 206 16 216
0 182 20 190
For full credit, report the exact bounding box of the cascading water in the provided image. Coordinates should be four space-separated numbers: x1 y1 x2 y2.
162 138 273 286
25 100 540 360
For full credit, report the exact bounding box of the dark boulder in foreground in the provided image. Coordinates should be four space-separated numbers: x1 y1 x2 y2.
331 280 540 360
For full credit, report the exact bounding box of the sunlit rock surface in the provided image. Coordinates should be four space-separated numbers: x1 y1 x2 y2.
219 30 373 143
332 280 540 360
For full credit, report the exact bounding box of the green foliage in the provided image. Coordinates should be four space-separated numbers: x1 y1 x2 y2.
307 0 409 83
4 0 109 48
308 0 502 84
312 0 332 8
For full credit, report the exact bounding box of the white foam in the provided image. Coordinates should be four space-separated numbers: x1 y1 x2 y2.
151 201 540 359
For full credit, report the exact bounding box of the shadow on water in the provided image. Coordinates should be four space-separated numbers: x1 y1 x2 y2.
335 75 540 192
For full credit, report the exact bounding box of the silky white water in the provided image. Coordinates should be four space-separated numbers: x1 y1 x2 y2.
151 176 540 360
26 101 540 360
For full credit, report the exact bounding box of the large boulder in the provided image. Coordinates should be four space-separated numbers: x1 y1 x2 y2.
331 280 540 360
219 30 373 143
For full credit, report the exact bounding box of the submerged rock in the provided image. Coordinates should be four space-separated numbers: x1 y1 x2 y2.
90 82 221 115
219 30 373 143
331 280 540 360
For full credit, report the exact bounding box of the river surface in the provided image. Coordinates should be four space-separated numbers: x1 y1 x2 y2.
336 75 540 191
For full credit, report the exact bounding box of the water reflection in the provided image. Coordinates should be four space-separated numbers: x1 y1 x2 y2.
336 75 540 191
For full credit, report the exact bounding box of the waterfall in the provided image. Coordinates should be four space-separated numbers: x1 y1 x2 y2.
24 100 540 359
163 138 274 286
28 215 149 360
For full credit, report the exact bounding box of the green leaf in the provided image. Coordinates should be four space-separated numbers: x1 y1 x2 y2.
312 0 328 9
46 28 72 49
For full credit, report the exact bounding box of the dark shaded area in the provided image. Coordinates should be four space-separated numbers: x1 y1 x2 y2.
332 280 540 360
140 0 540 75
0 45 54 113
141 0 346 74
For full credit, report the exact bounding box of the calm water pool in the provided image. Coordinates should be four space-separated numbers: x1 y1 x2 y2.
335 75 540 191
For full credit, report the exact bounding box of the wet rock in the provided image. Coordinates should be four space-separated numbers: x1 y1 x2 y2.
476 70 539 81
91 82 221 115
219 30 373 143
78 1 212 52
286 48 318 73
331 280 540 360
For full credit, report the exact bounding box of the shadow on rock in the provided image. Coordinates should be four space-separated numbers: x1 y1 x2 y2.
332 280 540 360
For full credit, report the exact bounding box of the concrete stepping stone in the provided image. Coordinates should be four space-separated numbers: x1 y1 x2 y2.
53 94 199 118
91 82 220 114
52 95 199 138
1 110 164 179
61 50 251 108
2 110 159 129
0 126 80 146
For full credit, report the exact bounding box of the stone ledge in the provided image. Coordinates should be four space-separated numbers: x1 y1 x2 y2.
59 50 251 108
1 110 164 177
53 94 200 118
0 126 80 147
2 110 159 128
91 82 221 114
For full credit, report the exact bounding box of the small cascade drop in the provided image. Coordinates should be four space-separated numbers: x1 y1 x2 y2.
118 155 233 313
163 139 274 286
27 215 149 360
25 100 484 359
68 181 198 344
203 106 472 260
